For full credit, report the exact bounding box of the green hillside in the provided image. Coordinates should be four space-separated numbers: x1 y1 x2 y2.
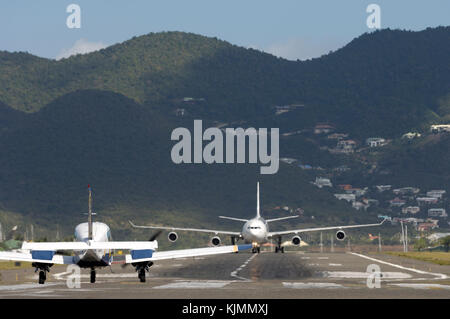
1 28 449 137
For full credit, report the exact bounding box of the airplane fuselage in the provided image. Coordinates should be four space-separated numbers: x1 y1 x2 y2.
241 217 269 244
73 222 112 268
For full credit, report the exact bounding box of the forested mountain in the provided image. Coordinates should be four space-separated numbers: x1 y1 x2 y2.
1 27 449 137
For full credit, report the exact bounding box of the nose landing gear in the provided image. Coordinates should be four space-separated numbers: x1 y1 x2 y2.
251 247 261 254
32 263 53 284
133 261 153 283
90 269 96 283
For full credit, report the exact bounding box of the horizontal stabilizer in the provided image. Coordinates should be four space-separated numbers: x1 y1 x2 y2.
266 215 299 223
218 216 248 222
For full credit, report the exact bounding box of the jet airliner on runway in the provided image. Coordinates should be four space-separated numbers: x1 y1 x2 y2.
0 186 251 284
130 183 386 253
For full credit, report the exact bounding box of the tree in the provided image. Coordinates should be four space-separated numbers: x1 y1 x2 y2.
414 237 429 251
440 236 450 252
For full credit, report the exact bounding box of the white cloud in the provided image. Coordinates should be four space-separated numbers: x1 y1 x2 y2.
263 37 345 61
56 39 108 60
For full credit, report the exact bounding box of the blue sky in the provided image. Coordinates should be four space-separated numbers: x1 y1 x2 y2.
0 1 448 60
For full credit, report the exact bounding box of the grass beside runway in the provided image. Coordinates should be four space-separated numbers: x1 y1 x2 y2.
385 251 450 266
0 261 32 270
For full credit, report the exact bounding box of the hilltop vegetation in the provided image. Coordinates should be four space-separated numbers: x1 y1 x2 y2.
1 28 449 137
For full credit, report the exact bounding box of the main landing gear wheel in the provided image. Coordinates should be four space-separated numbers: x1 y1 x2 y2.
138 269 146 283
274 237 284 253
90 269 96 283
257 247 261 253
33 263 52 285
38 271 46 284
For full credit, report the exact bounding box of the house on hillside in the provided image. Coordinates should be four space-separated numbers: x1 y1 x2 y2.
417 197 439 205
337 140 357 152
352 201 368 210
393 187 420 195
428 208 447 218
366 137 387 147
417 222 439 232
426 190 446 199
430 124 450 133
327 133 348 140
389 197 406 207
402 206 420 214
314 124 335 134
280 158 297 165
402 132 421 139
334 194 356 202
376 185 392 192
312 177 332 188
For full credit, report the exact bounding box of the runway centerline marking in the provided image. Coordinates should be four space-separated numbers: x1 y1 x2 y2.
283 282 346 289
349 252 448 280
230 254 257 281
153 280 230 289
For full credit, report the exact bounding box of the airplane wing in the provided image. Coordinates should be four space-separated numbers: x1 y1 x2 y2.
0 251 75 265
124 244 253 263
268 218 387 238
129 220 241 236
21 241 158 251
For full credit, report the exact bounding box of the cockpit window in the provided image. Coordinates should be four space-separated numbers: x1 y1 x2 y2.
248 226 261 229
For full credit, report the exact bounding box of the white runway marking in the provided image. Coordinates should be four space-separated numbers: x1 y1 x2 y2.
230 254 257 281
317 257 329 260
389 283 450 290
0 283 60 291
283 282 346 289
153 280 231 289
53 272 137 280
328 263 342 267
323 271 412 279
349 252 448 280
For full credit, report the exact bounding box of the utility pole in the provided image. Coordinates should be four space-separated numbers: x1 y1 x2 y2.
56 224 60 241
320 232 323 253
405 225 408 252
0 223 3 242
30 224 34 242
347 237 351 252
378 233 382 252
400 220 406 252
331 234 334 253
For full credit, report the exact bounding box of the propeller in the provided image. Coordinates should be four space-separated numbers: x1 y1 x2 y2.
121 230 162 269
149 230 162 242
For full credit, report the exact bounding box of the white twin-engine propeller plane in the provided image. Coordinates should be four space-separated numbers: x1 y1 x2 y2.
0 185 252 284
130 182 386 254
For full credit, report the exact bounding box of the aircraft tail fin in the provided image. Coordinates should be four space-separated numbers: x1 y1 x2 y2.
256 182 260 218
88 185 93 239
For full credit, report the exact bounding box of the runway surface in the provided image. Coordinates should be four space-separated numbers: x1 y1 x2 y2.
0 251 449 298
